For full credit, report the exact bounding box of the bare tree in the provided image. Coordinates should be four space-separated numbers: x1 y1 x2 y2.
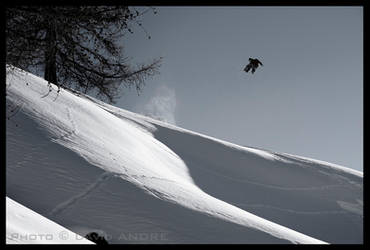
6 6 161 103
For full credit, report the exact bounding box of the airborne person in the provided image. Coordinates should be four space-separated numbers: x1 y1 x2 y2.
244 58 263 74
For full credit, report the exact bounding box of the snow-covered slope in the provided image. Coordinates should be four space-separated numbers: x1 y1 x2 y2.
6 197 93 244
6 67 363 244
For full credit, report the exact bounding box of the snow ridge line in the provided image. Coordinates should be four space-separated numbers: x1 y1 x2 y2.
275 153 363 178
234 203 348 215
49 172 113 216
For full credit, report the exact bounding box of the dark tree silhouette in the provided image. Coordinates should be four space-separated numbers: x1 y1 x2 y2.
6 6 161 103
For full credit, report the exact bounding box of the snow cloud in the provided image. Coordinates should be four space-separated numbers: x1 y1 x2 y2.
142 84 177 125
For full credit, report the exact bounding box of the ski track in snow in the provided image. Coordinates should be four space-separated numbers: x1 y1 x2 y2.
49 172 113 216
53 107 77 142
191 160 352 191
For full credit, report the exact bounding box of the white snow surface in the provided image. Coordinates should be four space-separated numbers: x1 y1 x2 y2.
6 197 93 244
6 67 363 244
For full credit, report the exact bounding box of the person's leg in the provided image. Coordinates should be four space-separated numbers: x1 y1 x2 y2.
244 65 251 72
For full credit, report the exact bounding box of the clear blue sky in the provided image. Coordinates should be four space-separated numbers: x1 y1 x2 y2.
116 6 363 171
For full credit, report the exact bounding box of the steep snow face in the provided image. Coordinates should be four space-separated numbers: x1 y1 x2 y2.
6 67 362 244
6 197 93 244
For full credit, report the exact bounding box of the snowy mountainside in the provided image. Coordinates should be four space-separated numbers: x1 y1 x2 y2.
6 197 93 244
6 67 362 244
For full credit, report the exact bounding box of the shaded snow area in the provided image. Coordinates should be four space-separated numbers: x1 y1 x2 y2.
6 197 93 244
6 67 363 244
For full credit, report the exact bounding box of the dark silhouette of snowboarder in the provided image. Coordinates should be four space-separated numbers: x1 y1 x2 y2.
244 58 263 74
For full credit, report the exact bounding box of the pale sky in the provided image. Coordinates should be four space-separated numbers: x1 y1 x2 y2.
116 6 363 171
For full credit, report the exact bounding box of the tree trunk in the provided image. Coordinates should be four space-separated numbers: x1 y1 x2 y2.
44 21 57 84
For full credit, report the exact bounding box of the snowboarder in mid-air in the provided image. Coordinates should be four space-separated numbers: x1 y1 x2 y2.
244 58 263 74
